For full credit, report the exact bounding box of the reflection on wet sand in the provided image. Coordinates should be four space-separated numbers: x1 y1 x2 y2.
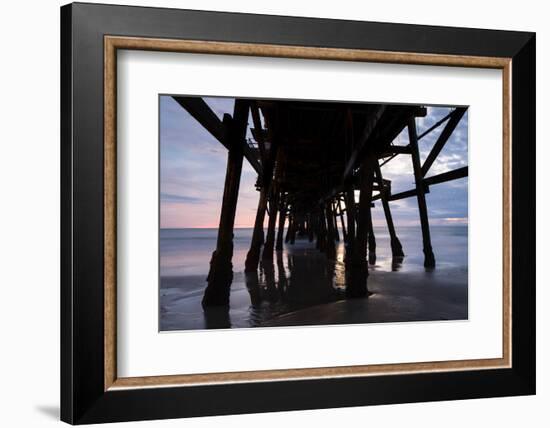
391 256 404 272
241 245 343 327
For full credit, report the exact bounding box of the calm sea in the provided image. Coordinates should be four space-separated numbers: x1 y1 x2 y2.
159 226 468 330
160 226 467 277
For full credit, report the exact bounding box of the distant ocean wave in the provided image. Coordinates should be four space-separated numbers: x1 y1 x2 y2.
160 225 467 278
160 228 255 241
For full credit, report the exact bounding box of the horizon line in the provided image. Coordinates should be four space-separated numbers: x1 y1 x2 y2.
160 223 468 230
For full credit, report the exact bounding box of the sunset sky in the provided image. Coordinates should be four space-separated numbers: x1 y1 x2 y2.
160 96 468 229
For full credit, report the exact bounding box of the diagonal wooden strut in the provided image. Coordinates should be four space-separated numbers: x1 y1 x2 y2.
173 96 262 175
421 107 467 177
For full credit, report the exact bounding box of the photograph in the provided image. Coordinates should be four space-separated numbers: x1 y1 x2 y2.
159 95 469 331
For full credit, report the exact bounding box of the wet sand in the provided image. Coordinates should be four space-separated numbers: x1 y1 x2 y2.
160 226 468 331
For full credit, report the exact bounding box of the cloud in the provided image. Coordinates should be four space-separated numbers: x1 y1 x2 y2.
160 193 208 204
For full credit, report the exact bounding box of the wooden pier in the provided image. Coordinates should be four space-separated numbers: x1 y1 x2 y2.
173 96 467 307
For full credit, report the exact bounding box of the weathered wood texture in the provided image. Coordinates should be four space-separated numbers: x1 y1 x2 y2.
408 118 436 268
203 100 250 306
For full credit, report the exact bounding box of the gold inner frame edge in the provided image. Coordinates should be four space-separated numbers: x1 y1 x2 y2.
103 36 512 391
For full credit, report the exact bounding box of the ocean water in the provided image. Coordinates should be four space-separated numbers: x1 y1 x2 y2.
159 226 468 330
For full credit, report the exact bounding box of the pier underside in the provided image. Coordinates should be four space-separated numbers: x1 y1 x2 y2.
172 96 467 308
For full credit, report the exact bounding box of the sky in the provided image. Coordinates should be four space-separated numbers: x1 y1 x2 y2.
160 96 468 229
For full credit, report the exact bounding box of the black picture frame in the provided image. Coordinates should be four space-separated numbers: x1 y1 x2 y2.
61 2 535 424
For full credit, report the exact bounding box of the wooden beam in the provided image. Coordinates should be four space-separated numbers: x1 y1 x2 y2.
172 96 227 146
241 138 263 175
417 109 453 140
388 187 426 201
425 166 468 185
421 107 467 177
379 153 398 167
373 166 468 202
250 102 267 164
378 145 411 158
173 96 262 175
342 105 386 181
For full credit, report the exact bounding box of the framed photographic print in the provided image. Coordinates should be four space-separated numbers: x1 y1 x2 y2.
60 2 536 424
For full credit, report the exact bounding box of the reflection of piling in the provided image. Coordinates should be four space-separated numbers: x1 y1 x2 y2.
262 190 279 261
275 196 286 251
244 271 262 306
262 260 279 303
245 187 268 272
276 251 288 297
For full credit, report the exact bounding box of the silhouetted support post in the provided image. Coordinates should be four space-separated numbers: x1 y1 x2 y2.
245 187 268 272
317 209 327 252
290 214 297 244
308 214 314 242
203 102 249 307
331 202 341 242
314 213 321 250
344 187 356 262
337 198 347 242
355 155 376 264
275 196 286 251
262 190 279 260
285 213 292 243
347 153 376 298
408 118 436 268
374 163 404 257
368 212 376 265
297 218 306 236
325 202 337 259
